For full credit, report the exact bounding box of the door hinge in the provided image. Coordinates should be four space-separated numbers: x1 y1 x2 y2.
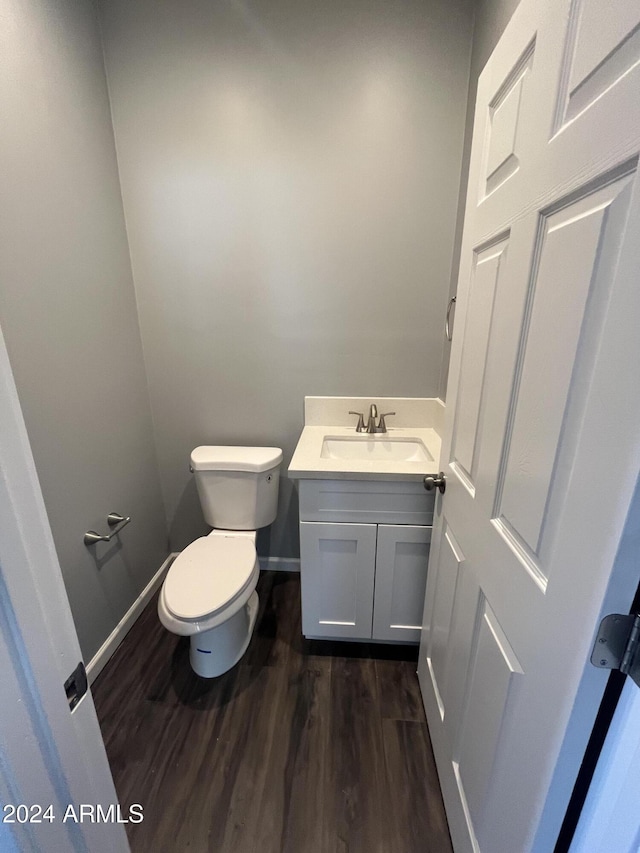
64 661 88 712
591 614 640 689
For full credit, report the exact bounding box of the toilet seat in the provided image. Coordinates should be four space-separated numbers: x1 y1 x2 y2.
163 535 258 622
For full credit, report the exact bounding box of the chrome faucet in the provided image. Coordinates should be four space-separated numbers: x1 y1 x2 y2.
366 403 378 433
349 405 396 433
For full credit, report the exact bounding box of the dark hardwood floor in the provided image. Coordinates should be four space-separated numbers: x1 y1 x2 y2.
92 571 452 853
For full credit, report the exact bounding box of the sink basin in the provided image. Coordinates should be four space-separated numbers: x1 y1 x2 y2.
320 435 433 462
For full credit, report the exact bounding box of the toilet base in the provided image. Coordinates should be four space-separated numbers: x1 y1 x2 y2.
189 590 259 678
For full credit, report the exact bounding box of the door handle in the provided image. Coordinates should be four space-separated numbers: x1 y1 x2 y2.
424 473 446 494
445 296 456 341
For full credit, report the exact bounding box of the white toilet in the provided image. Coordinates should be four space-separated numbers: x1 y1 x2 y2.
158 445 283 677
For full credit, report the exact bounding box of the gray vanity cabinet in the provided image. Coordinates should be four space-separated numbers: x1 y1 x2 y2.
298 479 434 643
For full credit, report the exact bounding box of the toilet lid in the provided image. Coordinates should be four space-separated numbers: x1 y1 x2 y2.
164 536 257 621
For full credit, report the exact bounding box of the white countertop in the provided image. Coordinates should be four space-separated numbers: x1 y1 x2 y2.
288 425 442 481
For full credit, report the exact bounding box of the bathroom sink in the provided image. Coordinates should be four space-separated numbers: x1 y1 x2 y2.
288 397 443 480
320 435 433 462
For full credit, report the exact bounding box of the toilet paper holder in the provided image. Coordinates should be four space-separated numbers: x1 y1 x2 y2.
84 512 131 546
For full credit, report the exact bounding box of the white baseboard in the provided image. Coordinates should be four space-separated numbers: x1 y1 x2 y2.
259 556 300 573
87 552 177 685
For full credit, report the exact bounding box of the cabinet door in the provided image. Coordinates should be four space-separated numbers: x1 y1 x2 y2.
372 525 431 643
300 521 377 640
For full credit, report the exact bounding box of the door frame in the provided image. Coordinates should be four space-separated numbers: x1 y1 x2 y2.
0 320 129 852
537 481 640 852
568 676 640 852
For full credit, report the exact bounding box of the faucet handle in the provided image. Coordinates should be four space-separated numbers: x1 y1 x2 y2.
376 412 396 433
349 411 366 432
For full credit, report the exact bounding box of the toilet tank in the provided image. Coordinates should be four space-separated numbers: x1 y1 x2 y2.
190 446 283 530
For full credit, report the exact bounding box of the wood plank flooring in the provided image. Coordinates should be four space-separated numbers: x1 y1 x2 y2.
92 571 452 853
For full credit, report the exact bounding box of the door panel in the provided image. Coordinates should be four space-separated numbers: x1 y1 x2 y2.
456 600 523 839
451 236 509 493
494 173 635 574
419 0 640 850
557 0 640 128
300 521 376 639
441 553 483 748
483 41 535 198
425 521 465 720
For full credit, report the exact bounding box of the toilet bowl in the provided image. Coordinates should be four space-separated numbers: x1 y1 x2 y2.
158 531 260 677
158 446 282 677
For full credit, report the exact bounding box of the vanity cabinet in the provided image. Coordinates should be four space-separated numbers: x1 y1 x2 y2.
298 479 434 643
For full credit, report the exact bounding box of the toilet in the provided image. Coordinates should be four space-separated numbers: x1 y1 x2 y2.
158 445 283 677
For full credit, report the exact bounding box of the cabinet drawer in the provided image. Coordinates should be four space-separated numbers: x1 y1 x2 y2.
299 479 434 525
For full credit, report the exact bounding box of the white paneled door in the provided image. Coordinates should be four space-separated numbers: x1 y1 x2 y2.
418 1 640 851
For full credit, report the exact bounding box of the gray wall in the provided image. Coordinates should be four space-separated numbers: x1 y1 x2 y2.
98 0 474 555
438 0 521 399
468 0 522 85
0 0 168 661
